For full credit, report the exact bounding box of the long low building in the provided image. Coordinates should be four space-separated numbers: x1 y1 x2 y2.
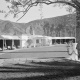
20 34 76 48
0 34 78 60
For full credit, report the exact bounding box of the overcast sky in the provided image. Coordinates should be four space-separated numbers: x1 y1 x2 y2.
0 0 70 23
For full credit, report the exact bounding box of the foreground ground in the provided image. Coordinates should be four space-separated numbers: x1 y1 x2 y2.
0 58 79 80
0 48 79 80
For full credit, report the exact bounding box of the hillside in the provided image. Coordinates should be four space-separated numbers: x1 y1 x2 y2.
0 13 76 37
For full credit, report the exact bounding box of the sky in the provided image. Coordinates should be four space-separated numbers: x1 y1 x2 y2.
0 0 70 23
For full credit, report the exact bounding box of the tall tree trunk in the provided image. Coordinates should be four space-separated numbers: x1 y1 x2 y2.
76 10 80 57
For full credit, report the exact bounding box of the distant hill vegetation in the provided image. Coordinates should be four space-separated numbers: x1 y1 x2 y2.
0 14 76 37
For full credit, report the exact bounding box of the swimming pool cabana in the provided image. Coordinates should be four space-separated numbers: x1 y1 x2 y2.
0 35 21 50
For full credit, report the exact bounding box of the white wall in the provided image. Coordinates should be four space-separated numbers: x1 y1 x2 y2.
21 34 29 48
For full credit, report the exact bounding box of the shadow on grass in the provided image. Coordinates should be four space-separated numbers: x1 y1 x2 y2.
0 59 80 80
1 71 80 80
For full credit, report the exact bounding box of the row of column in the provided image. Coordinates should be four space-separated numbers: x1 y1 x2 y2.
0 39 20 51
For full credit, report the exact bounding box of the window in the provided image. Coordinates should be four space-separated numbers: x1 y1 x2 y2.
52 39 55 44
56 39 60 44
61 39 66 44
36 39 39 43
70 39 75 43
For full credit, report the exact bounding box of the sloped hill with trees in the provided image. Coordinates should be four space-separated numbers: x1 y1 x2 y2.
0 13 76 37
25 13 76 37
0 20 26 35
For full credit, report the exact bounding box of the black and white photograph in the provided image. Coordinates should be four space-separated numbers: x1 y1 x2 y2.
0 0 80 80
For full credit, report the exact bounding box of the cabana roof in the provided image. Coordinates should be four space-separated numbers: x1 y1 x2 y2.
1 35 20 40
12 36 20 40
0 35 5 39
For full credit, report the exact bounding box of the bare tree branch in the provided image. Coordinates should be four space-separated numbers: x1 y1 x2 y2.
5 0 80 21
72 0 80 8
16 2 38 22
35 0 80 10
16 5 32 22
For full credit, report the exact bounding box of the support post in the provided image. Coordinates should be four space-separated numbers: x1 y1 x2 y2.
4 40 6 48
12 39 14 49
2 39 4 51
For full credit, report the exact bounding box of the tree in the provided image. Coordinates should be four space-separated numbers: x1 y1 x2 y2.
50 23 55 36
27 39 33 47
56 24 64 37
4 0 80 57
43 21 50 36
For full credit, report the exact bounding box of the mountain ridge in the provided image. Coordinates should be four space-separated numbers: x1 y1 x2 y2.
0 13 76 37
